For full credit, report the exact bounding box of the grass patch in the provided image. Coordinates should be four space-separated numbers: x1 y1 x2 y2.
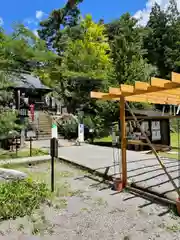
0 162 87 222
171 133 178 149
93 197 108 206
94 136 112 143
0 178 49 220
58 171 74 178
54 198 68 209
94 133 179 149
166 224 180 232
159 152 179 160
0 148 48 160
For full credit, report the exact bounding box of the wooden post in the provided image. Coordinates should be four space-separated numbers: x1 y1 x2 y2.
120 96 127 188
30 137 32 157
125 101 180 197
15 89 20 110
15 137 18 157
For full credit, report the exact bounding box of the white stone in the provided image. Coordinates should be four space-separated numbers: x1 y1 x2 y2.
0 168 27 181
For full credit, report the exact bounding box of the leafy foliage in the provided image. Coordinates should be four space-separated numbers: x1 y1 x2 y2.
0 25 57 73
144 0 180 78
44 14 115 119
0 72 20 137
38 0 83 53
2 0 180 140
106 13 156 85
0 109 20 137
61 14 114 80
0 25 57 138
0 148 48 160
0 179 49 220
58 118 78 139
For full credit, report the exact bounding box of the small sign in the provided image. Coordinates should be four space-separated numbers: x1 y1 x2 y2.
78 124 84 142
27 130 36 138
51 123 58 138
19 108 28 116
151 121 161 140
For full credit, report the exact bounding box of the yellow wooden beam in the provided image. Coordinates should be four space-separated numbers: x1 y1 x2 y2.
145 91 180 100
120 96 127 188
109 84 180 98
135 81 149 91
90 91 108 99
126 95 180 105
110 77 180 98
102 95 119 101
91 90 180 104
171 72 180 84
90 91 120 101
109 87 121 96
120 84 134 94
151 77 180 89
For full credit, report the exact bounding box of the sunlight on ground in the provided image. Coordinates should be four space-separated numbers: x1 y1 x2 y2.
95 133 180 160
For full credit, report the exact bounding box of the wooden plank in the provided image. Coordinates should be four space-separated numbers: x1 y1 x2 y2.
110 78 180 98
171 72 180 84
91 90 180 105
120 96 127 188
126 95 180 105
135 81 149 90
120 84 134 94
90 92 108 99
109 87 121 96
151 77 180 89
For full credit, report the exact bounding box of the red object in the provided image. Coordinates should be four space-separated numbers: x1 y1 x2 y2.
113 178 123 192
30 104 35 121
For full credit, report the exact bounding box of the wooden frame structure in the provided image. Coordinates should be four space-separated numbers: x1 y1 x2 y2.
90 72 180 190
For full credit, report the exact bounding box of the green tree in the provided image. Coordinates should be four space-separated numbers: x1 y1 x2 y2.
164 0 180 74
107 13 156 85
42 15 116 137
61 14 114 80
0 72 20 138
0 25 57 73
38 1 83 53
144 0 180 78
57 15 113 112
144 3 169 78
0 25 57 138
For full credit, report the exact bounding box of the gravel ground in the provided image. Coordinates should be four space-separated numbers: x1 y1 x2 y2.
0 161 180 240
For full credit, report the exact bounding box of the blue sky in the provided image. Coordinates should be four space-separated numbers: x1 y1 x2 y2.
0 0 172 33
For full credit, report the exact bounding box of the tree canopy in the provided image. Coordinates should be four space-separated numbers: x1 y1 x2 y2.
1 0 180 139
0 24 57 137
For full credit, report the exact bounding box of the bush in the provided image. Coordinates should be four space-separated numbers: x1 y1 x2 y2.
0 178 49 220
58 114 109 141
58 119 78 140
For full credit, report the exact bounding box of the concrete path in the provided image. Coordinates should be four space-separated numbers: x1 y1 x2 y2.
7 139 180 202
56 143 180 202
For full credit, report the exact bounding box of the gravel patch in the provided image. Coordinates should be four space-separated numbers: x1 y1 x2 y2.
0 161 180 240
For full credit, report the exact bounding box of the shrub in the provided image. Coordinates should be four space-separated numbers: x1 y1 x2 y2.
58 118 78 140
0 178 49 220
58 114 108 141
